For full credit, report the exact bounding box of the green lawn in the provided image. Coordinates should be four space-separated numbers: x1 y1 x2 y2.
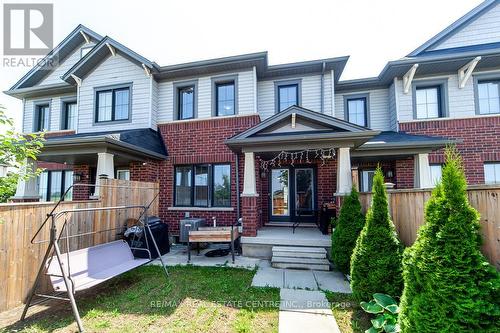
325 292 371 333
1 266 279 333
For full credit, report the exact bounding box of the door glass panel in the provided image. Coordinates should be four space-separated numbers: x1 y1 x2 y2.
271 169 289 216
295 168 314 216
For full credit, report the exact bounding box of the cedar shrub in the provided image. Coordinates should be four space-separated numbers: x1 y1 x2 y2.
331 187 365 274
350 167 403 301
399 147 500 332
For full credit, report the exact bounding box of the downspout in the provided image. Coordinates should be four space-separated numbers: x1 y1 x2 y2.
235 152 240 219
320 62 326 113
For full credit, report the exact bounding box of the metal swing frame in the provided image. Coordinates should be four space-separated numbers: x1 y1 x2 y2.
20 182 169 332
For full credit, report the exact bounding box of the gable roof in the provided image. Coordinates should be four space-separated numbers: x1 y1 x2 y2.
408 0 499 57
62 36 158 84
8 25 102 90
225 105 379 150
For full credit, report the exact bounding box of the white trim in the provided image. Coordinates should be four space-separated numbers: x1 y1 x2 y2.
458 56 481 89
393 77 400 131
70 74 82 87
142 63 152 77
80 30 91 44
106 43 116 56
403 64 419 94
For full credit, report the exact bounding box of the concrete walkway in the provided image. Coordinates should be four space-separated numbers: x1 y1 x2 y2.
251 266 352 293
279 289 341 333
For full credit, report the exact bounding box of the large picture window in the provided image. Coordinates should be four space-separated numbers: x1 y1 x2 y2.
174 164 231 207
95 86 130 122
38 170 73 202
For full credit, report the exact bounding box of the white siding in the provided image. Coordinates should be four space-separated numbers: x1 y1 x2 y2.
37 43 95 86
388 82 398 131
396 73 481 122
78 54 151 133
334 89 391 131
156 70 256 123
151 78 159 128
431 2 500 50
257 74 333 120
23 93 77 133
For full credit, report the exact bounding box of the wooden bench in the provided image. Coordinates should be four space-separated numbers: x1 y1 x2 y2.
188 226 240 263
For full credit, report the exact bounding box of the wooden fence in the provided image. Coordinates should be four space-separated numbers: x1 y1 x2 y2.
0 179 159 313
358 186 500 270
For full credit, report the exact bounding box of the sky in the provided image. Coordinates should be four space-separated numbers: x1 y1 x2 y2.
0 0 483 130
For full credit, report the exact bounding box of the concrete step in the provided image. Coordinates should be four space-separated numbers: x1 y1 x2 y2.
271 256 331 271
272 246 327 259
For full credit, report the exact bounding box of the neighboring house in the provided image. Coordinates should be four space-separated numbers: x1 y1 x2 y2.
4 0 500 240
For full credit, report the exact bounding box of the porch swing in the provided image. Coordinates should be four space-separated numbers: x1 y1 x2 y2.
20 183 169 332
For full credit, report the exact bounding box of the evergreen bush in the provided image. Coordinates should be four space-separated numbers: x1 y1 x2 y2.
350 167 403 301
399 147 500 332
331 187 365 274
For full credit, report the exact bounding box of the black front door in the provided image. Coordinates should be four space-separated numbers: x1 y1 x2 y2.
269 166 317 223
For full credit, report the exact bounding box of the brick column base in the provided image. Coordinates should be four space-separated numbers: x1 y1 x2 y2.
73 165 91 200
242 195 259 237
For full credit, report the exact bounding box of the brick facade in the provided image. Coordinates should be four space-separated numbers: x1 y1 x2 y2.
72 164 91 200
399 115 500 184
157 115 261 236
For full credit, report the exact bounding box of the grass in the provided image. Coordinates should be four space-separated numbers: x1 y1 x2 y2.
324 292 371 333
1 265 279 333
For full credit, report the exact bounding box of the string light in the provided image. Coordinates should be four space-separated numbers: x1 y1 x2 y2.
260 148 336 171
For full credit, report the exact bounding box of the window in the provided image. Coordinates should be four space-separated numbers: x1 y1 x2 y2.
277 84 299 112
484 163 500 184
360 169 375 192
62 101 77 130
415 86 441 119
429 164 442 186
80 46 93 58
477 80 500 115
38 170 73 202
178 86 195 120
346 97 367 127
174 164 231 207
95 86 130 122
215 82 235 116
116 169 130 180
35 104 50 132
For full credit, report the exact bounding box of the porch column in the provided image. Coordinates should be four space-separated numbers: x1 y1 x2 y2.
242 152 257 196
11 158 39 202
241 152 259 237
336 147 352 195
94 152 114 197
414 153 432 188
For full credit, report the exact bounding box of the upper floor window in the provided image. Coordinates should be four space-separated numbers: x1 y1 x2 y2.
484 162 500 184
346 97 368 127
215 82 235 116
35 104 50 132
278 84 299 112
174 164 231 207
178 86 195 120
62 101 77 130
477 80 500 115
95 86 130 123
415 86 442 119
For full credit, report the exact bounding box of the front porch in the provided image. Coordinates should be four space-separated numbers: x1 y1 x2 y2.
226 106 453 239
241 226 331 259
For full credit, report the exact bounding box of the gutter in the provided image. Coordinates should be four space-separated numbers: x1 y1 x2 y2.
320 61 325 113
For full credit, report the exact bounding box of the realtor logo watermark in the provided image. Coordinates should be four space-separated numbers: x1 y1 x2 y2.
2 3 56 68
